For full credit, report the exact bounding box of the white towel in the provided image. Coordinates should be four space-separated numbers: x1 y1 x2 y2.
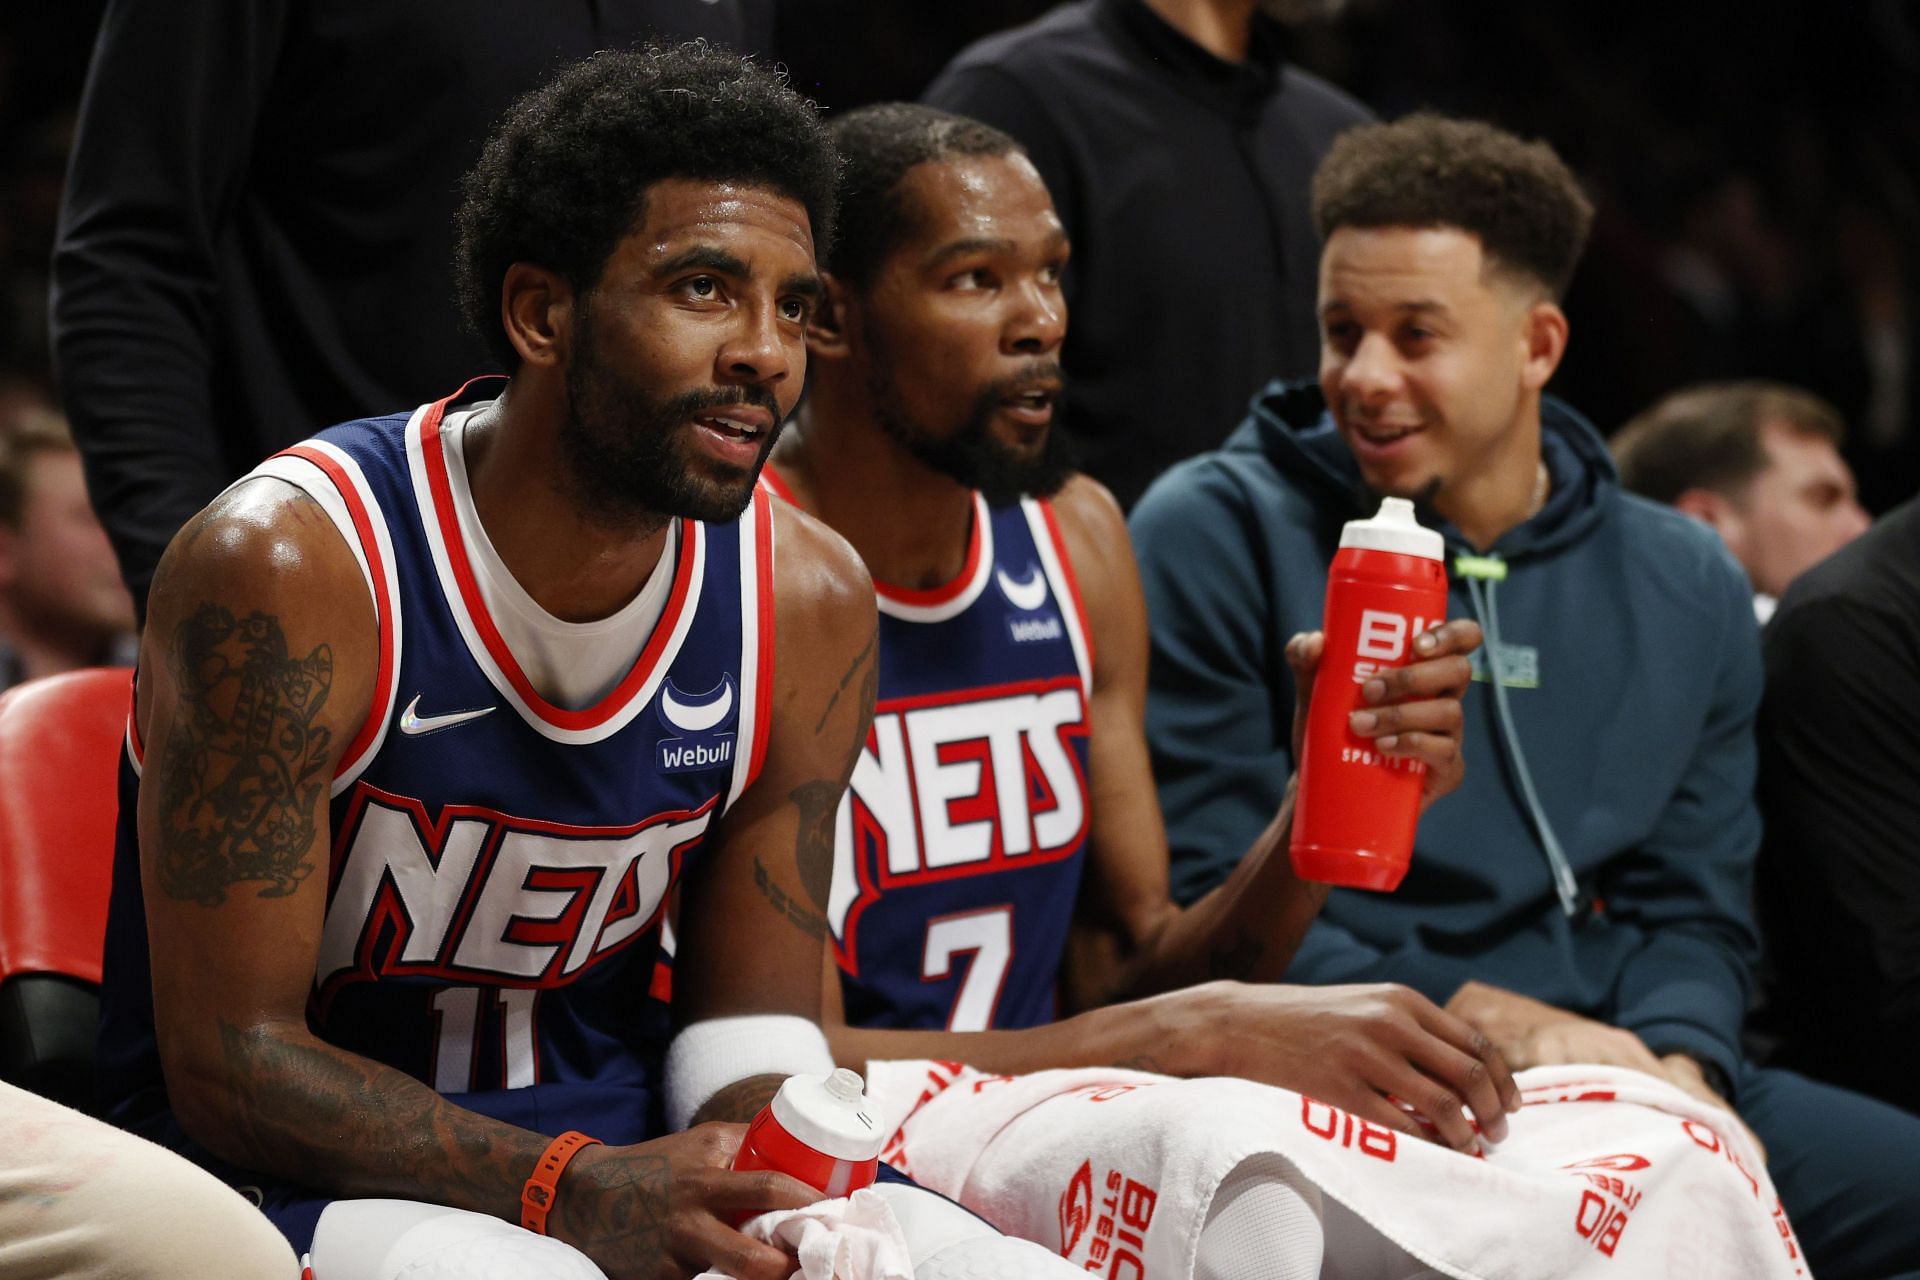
696 1187 914 1280
865 1060 1808 1280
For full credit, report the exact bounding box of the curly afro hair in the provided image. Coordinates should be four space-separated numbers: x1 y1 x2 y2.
824 103 1023 291
455 42 839 368
1311 113 1594 298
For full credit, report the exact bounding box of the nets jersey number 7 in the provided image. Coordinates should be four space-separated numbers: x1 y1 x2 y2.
922 905 1013 1032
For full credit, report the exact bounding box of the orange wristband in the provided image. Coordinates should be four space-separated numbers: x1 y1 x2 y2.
521 1130 602 1235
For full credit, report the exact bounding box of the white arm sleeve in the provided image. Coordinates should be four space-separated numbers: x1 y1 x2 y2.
664 1014 835 1131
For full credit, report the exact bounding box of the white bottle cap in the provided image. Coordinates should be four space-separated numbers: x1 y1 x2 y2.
1337 496 1444 560
769 1068 885 1162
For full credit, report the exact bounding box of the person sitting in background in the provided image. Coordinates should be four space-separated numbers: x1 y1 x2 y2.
1756 494 1920 1117
0 406 135 693
1131 112 1920 1280
1611 381 1870 621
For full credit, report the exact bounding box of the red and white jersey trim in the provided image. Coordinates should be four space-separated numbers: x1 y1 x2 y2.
125 676 144 776
758 465 800 506
759 471 1085 705
726 485 778 810
406 395 706 745
874 492 993 624
1024 497 1094 702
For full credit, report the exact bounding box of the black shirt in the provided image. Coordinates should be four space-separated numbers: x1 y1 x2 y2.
923 0 1371 508
1757 497 1920 1113
51 0 771 610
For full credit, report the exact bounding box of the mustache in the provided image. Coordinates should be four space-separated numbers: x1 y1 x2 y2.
981 360 1066 403
661 385 784 421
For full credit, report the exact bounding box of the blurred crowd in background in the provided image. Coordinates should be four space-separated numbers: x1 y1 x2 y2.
1 0 1916 658
4 3 1919 491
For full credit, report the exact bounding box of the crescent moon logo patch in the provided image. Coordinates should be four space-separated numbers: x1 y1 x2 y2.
656 675 740 774
996 563 1050 612
659 675 737 734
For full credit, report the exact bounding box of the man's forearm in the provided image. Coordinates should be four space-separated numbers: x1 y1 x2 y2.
198 1018 730 1272
190 1017 550 1219
828 1000 1163 1079
1116 785 1328 999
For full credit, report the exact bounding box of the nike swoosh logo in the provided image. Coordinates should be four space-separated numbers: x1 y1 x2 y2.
660 677 736 733
996 564 1050 612
398 694 496 736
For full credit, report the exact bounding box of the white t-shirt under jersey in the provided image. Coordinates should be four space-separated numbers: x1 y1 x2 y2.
441 404 675 711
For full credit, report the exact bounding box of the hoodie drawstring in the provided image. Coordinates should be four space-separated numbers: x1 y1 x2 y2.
1457 558 1582 917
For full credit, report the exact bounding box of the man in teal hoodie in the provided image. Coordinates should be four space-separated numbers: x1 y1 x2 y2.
1133 113 1920 1279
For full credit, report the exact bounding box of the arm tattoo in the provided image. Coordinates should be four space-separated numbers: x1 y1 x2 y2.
810 631 877 892
216 1018 528 1206
557 1153 670 1265
771 626 877 933
788 779 841 915
812 629 877 735
215 1019 672 1266
753 855 826 939
690 1073 783 1126
156 604 332 905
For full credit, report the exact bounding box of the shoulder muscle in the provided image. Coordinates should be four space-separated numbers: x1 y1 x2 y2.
140 477 378 768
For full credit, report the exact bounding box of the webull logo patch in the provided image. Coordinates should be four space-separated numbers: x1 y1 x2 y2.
999 564 1064 643
1009 615 1064 643
659 738 734 770
657 675 737 773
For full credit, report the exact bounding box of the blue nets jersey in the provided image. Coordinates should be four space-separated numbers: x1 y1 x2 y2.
99 382 776 1151
765 472 1094 1032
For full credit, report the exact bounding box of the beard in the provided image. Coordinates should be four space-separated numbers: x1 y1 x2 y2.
559 301 783 528
870 359 1079 506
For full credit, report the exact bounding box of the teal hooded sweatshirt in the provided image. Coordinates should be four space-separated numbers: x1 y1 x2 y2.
1131 380 1763 1089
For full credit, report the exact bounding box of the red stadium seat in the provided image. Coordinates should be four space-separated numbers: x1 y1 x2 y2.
0 667 132 1109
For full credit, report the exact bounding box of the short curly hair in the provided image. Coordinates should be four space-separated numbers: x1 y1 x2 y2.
455 43 839 368
1312 113 1594 298
825 103 1023 290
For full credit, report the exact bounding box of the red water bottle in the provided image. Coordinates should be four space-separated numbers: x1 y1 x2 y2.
731 1068 884 1202
1290 497 1448 891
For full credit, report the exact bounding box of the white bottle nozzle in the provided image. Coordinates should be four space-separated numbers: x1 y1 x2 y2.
824 1068 866 1103
770 1069 884 1161
1338 496 1444 560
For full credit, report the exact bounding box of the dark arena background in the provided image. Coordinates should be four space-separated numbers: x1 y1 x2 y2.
7 4 1920 1276
3 1 1917 506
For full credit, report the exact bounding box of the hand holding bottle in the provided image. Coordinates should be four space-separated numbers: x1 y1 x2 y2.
730 1069 884 1202
1290 498 1478 889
